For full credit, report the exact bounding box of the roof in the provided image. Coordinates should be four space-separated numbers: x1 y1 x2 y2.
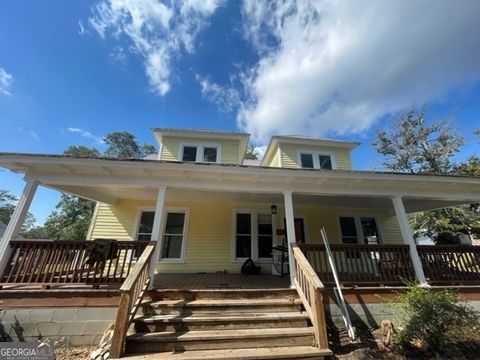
261 135 360 166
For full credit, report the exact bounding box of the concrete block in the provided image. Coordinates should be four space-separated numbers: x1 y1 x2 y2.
59 321 87 336
68 334 98 346
84 321 110 335
28 309 54 322
1 310 30 323
53 309 79 322
77 308 116 322
36 322 62 337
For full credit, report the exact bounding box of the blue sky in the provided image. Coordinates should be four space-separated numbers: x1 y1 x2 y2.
0 0 479 225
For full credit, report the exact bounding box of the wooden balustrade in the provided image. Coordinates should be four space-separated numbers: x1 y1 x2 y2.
291 244 329 350
417 245 480 284
110 242 155 359
1 239 148 287
298 243 415 286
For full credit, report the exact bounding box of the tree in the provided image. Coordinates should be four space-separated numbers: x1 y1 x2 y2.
0 190 35 230
43 194 95 241
373 107 464 174
104 131 156 159
63 146 100 158
244 144 259 160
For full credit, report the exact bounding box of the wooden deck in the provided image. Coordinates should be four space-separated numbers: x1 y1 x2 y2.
152 273 290 290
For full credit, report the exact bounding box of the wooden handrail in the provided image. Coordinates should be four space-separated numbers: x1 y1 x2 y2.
110 242 156 359
291 243 329 350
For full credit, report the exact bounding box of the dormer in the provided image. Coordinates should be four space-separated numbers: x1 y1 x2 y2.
260 136 359 170
152 129 250 165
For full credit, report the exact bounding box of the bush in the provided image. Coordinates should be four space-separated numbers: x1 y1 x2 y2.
393 285 480 356
434 231 461 244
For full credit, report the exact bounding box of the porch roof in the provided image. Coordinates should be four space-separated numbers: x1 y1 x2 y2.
0 152 479 212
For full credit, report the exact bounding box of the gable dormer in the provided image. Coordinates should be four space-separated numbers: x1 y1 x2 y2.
260 136 359 170
152 129 250 165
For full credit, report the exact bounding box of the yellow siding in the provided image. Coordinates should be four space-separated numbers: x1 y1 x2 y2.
160 136 240 164
264 149 281 167
280 143 353 170
88 199 404 273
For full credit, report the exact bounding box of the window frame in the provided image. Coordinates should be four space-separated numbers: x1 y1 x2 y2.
179 142 221 163
133 206 155 241
232 209 276 262
159 207 190 263
336 213 383 245
297 149 337 170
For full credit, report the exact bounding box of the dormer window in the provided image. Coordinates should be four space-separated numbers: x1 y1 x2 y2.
180 144 220 163
298 150 335 170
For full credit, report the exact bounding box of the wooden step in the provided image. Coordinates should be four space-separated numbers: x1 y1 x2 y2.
133 312 310 332
125 327 315 353
122 346 333 359
146 289 298 301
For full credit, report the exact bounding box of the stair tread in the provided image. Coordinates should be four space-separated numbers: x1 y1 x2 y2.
127 327 314 342
123 346 333 359
134 312 309 323
144 298 302 308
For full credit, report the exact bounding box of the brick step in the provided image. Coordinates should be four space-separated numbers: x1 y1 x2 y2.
122 345 332 360
125 327 315 353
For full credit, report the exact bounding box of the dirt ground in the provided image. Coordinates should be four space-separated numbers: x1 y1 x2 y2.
55 345 96 360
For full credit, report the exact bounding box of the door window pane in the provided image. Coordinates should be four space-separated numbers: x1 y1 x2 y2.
258 214 273 258
319 155 332 170
137 211 154 241
182 146 197 162
161 212 186 259
203 147 218 162
339 216 357 244
360 217 380 244
300 153 314 168
236 213 251 258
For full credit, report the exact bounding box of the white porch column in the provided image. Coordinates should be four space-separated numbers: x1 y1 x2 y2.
391 195 428 286
148 186 167 284
0 180 39 274
283 190 297 287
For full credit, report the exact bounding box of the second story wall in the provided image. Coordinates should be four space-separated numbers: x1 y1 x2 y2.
160 136 241 164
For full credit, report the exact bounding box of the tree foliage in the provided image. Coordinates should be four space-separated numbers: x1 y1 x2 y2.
373 107 464 174
244 144 259 160
63 146 100 158
0 190 35 230
104 131 156 159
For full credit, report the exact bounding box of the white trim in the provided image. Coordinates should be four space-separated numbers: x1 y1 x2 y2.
297 149 337 170
336 213 383 244
159 207 190 263
232 209 274 262
277 145 283 168
86 202 100 240
178 142 221 163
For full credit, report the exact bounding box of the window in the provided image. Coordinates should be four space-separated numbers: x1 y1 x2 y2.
338 215 381 244
136 211 154 241
257 214 273 258
161 212 187 260
180 144 220 163
234 212 273 260
182 146 197 162
298 150 335 169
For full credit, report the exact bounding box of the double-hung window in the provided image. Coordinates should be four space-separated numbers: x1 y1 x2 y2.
338 215 381 244
136 211 155 241
161 211 188 261
299 151 334 170
235 212 273 260
180 144 220 163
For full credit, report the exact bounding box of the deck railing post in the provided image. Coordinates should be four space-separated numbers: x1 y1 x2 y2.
391 195 428 286
283 190 297 287
0 180 39 276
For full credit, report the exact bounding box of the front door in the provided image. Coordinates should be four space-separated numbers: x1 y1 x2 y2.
284 218 306 243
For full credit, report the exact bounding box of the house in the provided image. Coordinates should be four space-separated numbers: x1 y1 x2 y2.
0 128 479 359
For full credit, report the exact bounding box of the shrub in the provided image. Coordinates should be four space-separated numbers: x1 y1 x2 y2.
434 231 461 244
394 285 480 356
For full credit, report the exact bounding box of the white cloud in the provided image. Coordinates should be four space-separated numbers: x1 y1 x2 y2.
237 0 480 143
88 0 223 96
196 74 241 113
0 67 13 96
17 127 40 141
68 127 104 144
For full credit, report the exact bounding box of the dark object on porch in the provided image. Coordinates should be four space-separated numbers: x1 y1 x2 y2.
84 239 118 270
241 258 261 274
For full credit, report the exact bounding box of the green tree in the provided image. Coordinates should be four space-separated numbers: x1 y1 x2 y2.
373 106 464 174
63 146 100 158
244 144 259 160
43 194 95 240
103 131 156 159
0 190 35 230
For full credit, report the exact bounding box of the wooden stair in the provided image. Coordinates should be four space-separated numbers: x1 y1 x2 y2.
122 289 332 359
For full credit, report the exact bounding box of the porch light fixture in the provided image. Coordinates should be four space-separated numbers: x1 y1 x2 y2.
270 201 277 215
